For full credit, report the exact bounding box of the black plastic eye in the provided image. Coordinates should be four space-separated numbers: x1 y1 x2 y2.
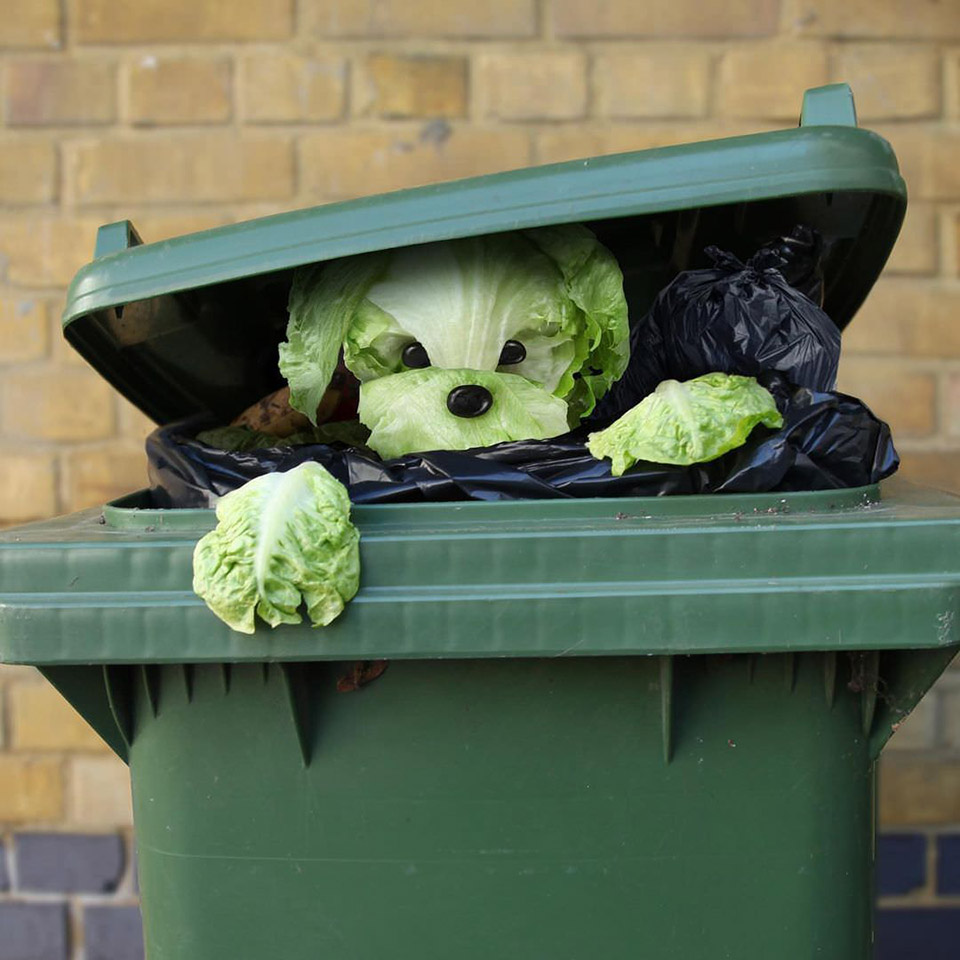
402 341 430 369
499 340 526 365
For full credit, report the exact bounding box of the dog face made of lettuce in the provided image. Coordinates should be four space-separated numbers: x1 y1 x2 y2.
277 226 631 459
193 228 784 634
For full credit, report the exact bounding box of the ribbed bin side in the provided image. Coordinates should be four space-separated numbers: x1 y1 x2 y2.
127 655 873 960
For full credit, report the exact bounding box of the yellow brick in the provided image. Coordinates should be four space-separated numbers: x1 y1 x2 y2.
362 55 467 119
836 358 935 438
299 127 530 201
0 755 63 823
63 443 147 511
67 754 132 827
126 56 231 125
301 0 536 38
1 368 115 442
842 279 911 355
0 297 49 362
791 0 960 40
846 281 960 359
919 130 960 201
0 664 43 684
0 141 58 205
885 694 937 751
553 0 779 37
240 53 346 123
947 51 960 118
117 398 159 443
899 452 960 494
886 203 938 275
833 44 940 120
943 374 960 437
0 217 100 287
0 452 57 523
939 688 960 748
67 136 294 205
74 0 292 43
593 47 712 119
880 757 960 825
717 43 829 119
906 289 960 358
878 125 960 201
479 51 587 121
0 0 60 49
535 121 776 165
10 683 110 752
4 59 116 125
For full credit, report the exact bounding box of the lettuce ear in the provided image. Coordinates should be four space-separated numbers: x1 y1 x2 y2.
588 373 783 476
523 224 630 419
279 255 386 423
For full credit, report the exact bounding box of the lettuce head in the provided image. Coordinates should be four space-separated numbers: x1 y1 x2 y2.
192 462 360 634
279 226 629 458
587 373 783 476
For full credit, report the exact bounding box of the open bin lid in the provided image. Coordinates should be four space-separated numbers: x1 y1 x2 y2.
62 84 906 427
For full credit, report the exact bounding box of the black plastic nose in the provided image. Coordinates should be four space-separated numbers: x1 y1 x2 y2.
447 384 493 419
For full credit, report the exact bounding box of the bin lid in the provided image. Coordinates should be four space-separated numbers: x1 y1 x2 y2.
62 84 906 426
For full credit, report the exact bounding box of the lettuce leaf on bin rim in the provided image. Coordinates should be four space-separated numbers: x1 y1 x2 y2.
192 461 360 634
358 368 571 461
587 373 783 476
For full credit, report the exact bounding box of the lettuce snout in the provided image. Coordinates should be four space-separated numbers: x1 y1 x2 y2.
358 368 570 460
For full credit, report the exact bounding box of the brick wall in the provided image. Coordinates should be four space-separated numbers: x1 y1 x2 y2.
0 668 138 959
0 1 958 957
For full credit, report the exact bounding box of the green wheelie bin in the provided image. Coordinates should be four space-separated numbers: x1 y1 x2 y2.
1 84 958 959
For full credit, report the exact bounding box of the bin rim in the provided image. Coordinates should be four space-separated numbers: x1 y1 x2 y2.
3 478 960 666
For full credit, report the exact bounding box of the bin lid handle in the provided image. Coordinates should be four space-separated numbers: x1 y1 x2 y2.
800 83 858 128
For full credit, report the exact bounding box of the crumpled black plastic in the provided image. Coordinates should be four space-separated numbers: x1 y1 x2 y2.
146 232 896 507
147 372 898 507
592 238 840 424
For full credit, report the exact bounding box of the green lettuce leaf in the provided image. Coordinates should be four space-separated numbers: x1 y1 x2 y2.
524 224 630 419
358 368 570 460
587 373 783 476
192 462 360 634
280 255 388 423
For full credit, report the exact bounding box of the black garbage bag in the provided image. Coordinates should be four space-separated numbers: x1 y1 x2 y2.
769 223 825 306
594 238 839 423
146 373 897 508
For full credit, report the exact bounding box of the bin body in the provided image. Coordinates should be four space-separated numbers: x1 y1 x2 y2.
131 655 873 960
9 483 959 958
